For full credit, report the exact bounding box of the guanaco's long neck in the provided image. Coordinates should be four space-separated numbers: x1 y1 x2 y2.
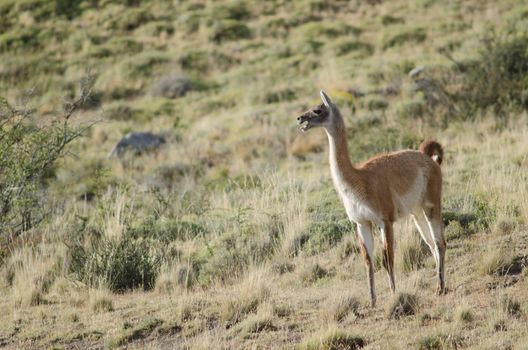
324 109 366 199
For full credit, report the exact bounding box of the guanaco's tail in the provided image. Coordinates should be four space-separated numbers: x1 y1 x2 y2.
419 140 443 165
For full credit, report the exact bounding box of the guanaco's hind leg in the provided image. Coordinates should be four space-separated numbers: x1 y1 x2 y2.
422 207 446 294
380 221 395 293
357 221 376 307
411 209 437 263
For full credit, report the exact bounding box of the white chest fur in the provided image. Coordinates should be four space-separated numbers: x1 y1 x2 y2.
330 165 380 224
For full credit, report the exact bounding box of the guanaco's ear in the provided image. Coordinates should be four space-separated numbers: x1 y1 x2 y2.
320 90 332 107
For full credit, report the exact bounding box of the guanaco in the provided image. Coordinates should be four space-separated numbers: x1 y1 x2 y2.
297 91 446 307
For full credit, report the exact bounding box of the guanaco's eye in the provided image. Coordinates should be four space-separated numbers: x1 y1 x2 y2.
314 109 322 115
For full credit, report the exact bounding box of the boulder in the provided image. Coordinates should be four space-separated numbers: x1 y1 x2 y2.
109 131 166 157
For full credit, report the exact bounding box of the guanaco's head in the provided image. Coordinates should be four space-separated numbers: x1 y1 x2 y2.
297 90 335 132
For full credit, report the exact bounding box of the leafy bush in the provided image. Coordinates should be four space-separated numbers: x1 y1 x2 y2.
0 77 92 237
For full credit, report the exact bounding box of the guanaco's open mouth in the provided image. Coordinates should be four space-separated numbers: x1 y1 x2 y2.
297 116 311 132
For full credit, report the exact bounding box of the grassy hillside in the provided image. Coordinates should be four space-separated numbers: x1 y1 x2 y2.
1 0 528 349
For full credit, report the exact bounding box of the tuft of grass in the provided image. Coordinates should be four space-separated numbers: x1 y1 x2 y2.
501 296 522 317
302 220 353 255
418 335 442 350
399 232 429 273
300 263 329 284
271 260 295 275
324 294 361 323
298 327 365 350
210 20 252 43
273 303 293 318
69 235 163 292
233 314 277 338
383 28 426 49
338 237 360 260
89 288 114 313
387 293 418 319
218 274 271 328
419 332 468 349
478 249 526 276
156 263 195 293
108 318 163 348
457 307 474 324
493 219 516 236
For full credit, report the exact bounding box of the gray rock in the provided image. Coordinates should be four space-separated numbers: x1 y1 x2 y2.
109 131 166 157
408 65 425 78
150 74 192 99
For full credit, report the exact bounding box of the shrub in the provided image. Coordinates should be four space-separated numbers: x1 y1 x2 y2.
399 233 429 273
208 1 251 22
299 328 365 350
303 220 353 255
455 26 528 117
136 21 175 36
69 236 163 292
218 281 270 328
327 295 361 322
234 315 276 337
156 263 195 292
90 288 114 313
383 28 426 49
444 220 465 240
295 22 361 40
178 49 209 72
194 229 277 285
501 296 522 317
210 20 252 43
418 335 442 350
0 77 92 237
478 249 526 276
387 293 418 319
120 51 170 78
457 308 474 323
271 260 295 275
300 263 328 284
412 25 528 124
0 26 42 53
109 7 153 31
150 74 193 99
381 15 404 26
330 39 373 57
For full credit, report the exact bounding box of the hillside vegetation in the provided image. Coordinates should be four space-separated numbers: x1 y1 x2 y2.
1 0 528 349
